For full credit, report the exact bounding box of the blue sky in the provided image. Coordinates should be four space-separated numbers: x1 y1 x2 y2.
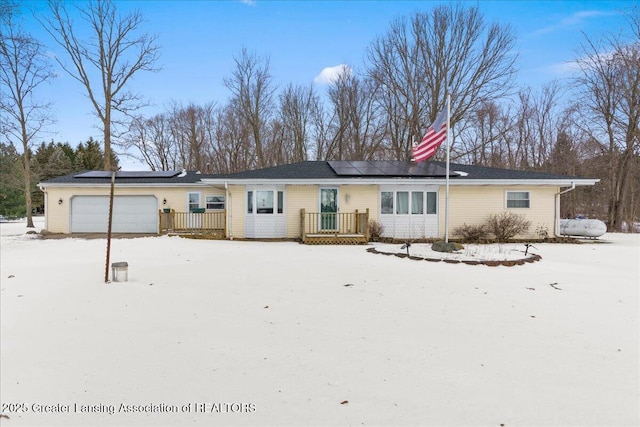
16 0 634 168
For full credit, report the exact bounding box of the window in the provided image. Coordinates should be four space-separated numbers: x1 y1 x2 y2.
257 191 274 214
206 195 225 210
277 191 284 214
188 193 200 212
507 191 530 208
247 189 285 215
411 192 424 214
396 192 409 214
381 190 438 215
426 192 437 214
381 192 393 214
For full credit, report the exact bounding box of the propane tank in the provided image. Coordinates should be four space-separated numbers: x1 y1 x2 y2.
559 218 607 238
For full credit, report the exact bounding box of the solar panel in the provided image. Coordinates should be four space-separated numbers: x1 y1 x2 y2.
329 164 360 175
75 171 180 179
328 160 457 177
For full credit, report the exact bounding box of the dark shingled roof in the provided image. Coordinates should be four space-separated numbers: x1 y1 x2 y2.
41 161 595 185
41 170 216 185
441 161 591 180
212 160 592 181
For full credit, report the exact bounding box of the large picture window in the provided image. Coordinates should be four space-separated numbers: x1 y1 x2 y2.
381 190 437 215
256 191 274 214
247 189 284 215
506 191 530 208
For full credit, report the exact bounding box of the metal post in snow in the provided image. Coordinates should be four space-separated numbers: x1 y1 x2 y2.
104 171 115 283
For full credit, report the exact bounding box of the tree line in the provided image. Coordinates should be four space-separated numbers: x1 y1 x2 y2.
0 139 117 217
1 1 638 231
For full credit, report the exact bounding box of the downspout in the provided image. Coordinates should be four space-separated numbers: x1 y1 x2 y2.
555 182 575 237
225 182 232 240
40 186 47 231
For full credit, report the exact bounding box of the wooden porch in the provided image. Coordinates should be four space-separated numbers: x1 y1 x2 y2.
300 208 369 245
159 210 226 238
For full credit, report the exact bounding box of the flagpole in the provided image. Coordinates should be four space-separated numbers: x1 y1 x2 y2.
445 92 451 243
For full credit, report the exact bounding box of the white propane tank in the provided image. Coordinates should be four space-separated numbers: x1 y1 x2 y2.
560 218 607 238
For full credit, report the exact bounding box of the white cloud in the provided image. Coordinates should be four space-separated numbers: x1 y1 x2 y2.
534 10 617 35
547 60 581 76
550 47 621 77
313 64 352 84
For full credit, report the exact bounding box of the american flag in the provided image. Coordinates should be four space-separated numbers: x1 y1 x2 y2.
413 108 447 162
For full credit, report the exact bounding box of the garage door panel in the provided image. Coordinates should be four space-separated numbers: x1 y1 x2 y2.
71 195 158 233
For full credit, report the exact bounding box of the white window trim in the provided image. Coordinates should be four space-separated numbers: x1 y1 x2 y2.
380 188 438 215
205 195 225 210
319 187 339 213
187 192 201 211
246 186 285 216
505 191 531 209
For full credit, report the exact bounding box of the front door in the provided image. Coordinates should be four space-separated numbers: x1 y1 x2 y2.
320 188 338 231
187 192 201 228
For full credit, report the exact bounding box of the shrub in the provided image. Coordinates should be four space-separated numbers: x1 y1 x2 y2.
368 219 384 241
535 224 550 240
486 211 531 242
453 223 488 242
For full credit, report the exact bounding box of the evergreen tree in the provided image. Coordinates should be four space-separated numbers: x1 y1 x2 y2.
0 143 25 219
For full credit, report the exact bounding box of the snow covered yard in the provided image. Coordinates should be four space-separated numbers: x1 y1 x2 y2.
1 218 638 427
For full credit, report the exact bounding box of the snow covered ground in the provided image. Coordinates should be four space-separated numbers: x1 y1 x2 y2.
1 218 638 427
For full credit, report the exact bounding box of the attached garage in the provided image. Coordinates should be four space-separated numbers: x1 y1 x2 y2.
71 195 158 233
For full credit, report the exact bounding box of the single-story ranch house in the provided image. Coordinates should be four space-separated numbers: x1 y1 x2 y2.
39 160 599 243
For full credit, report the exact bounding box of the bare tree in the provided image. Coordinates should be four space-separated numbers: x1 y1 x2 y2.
572 6 640 230
223 48 277 168
278 83 319 163
210 102 252 173
322 67 387 160
129 113 174 171
41 0 160 171
0 0 54 227
168 102 215 171
457 100 513 167
366 4 517 160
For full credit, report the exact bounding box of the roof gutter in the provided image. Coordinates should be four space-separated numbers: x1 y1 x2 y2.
201 178 600 187
225 181 232 240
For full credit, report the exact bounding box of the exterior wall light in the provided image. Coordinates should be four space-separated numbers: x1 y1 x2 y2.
58 198 63 205
163 198 167 205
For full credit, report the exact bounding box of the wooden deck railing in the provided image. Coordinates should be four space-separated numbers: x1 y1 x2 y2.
159 210 226 235
300 208 369 243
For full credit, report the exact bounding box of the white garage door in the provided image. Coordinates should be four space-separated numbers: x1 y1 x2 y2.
71 195 158 233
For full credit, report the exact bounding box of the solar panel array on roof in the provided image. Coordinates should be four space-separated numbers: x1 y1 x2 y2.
327 160 454 177
75 171 180 178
